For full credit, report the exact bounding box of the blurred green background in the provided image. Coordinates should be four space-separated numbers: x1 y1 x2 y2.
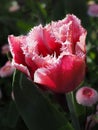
0 0 98 130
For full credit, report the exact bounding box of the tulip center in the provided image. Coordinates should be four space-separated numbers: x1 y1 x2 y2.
82 88 93 97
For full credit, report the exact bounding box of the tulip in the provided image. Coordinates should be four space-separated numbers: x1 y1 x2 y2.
8 14 86 93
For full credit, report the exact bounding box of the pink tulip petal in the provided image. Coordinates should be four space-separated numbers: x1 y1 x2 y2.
46 19 71 43
8 35 31 77
42 28 62 57
34 55 85 93
75 33 87 58
28 25 62 57
8 35 26 65
24 56 38 79
25 54 56 79
12 60 30 78
28 25 52 56
46 14 86 55
63 14 85 43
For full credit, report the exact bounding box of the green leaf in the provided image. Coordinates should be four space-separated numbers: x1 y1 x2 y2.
59 122 74 130
13 73 73 130
6 101 19 128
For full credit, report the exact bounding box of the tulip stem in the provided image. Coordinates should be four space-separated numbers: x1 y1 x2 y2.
12 69 16 87
66 92 81 130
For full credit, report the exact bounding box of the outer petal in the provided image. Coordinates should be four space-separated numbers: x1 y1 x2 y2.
8 35 26 65
25 54 56 80
8 35 30 77
34 55 85 93
12 60 31 78
24 56 38 80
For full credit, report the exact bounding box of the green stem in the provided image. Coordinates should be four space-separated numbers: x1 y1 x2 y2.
7 52 12 62
12 69 16 87
66 92 81 130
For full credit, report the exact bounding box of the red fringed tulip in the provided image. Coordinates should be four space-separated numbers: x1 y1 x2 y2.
8 14 86 93
76 86 98 106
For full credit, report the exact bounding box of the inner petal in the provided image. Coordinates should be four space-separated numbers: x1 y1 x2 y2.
63 14 85 44
28 25 61 57
43 28 62 57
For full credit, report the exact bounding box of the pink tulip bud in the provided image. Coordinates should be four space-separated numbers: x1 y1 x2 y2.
0 61 15 78
76 86 98 106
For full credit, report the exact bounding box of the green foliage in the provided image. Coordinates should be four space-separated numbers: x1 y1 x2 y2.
13 73 73 130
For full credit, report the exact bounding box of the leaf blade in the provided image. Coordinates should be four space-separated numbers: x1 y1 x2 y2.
13 73 73 130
